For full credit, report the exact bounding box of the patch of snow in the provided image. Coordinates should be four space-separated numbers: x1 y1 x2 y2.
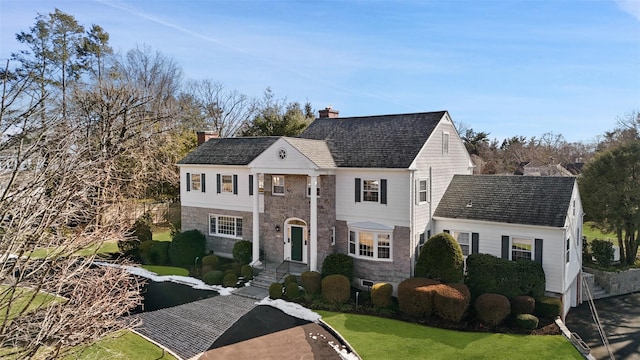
93 261 234 296
328 341 359 360
255 297 321 323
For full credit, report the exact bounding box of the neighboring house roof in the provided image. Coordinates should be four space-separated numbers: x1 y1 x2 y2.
515 162 574 177
282 137 336 169
434 175 576 227
299 111 446 168
177 137 279 165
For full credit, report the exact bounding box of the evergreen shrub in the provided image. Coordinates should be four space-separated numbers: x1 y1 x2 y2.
432 283 471 322
241 265 253 280
203 270 224 285
231 262 242 276
139 240 169 265
168 230 206 267
284 274 297 285
371 283 393 308
301 271 321 295
223 273 238 287
269 283 283 299
511 295 536 315
202 254 219 269
414 232 463 283
535 296 562 318
232 240 252 265
321 253 354 281
465 253 545 300
590 239 614 267
515 314 539 330
321 274 350 304
474 293 511 327
397 278 440 317
285 282 300 299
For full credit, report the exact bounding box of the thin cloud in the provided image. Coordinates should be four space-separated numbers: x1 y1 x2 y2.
615 0 640 21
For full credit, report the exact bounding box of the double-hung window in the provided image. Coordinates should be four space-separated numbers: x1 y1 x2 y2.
272 175 285 195
209 214 243 238
363 180 379 202
348 229 392 261
417 179 428 203
511 237 532 261
307 176 321 197
355 178 387 204
188 173 204 192
221 175 234 193
452 231 471 256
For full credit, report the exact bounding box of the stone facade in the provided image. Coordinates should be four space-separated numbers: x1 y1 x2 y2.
584 267 640 297
335 220 412 287
260 174 337 266
181 206 253 257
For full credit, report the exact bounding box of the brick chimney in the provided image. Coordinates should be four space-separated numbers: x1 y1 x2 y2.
318 106 339 118
197 131 219 146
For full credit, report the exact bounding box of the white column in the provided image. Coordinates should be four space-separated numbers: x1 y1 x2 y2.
310 174 318 271
251 173 261 266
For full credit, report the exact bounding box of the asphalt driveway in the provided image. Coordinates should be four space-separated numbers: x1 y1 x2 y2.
565 293 640 360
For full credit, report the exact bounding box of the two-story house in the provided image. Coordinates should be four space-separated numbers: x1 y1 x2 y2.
177 108 583 317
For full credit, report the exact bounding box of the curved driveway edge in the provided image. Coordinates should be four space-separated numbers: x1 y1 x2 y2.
130 294 256 360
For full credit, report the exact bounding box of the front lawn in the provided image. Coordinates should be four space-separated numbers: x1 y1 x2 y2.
583 221 615 243
1 286 65 323
318 311 582 360
64 330 176 359
141 265 189 276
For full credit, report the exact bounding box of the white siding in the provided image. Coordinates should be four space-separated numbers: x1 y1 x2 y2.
563 182 583 300
433 219 567 294
335 168 409 228
179 165 257 212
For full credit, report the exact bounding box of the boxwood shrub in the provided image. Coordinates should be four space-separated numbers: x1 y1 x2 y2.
232 240 252 265
223 273 238 287
432 283 471 322
321 274 351 304
285 282 300 299
269 283 283 299
511 295 536 315
203 270 224 285
371 282 393 308
321 253 354 281
301 271 321 295
202 254 219 269
590 239 614 267
465 253 545 300
397 278 440 317
168 230 206 267
535 296 562 318
284 274 298 285
414 232 464 283
241 264 253 280
515 313 539 330
474 293 511 327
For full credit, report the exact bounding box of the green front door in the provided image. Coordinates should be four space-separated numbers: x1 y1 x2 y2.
291 226 303 262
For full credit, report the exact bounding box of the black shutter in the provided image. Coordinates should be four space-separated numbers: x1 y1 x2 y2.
201 173 206 192
380 179 387 204
443 229 450 234
501 236 510 259
535 238 543 265
249 175 254 196
355 178 361 202
472 233 479 254
216 174 221 194
233 175 238 195
186 173 191 192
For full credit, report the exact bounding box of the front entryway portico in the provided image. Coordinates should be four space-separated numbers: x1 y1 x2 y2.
284 218 307 263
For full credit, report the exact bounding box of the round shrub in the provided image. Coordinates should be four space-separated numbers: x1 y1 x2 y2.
202 255 219 269
321 274 351 304
301 271 321 295
224 269 236 277
232 240 252 265
201 264 214 275
241 264 253 280
371 282 393 308
231 262 242 276
397 278 440 317
414 232 464 283
432 283 471 323
321 253 354 281
515 314 539 330
535 296 562 318
139 240 169 265
203 270 224 285
590 239 614 267
223 273 238 287
168 230 206 267
269 283 283 299
474 293 511 327
130 213 153 243
284 275 297 285
285 282 300 299
511 295 536 315
118 237 141 260
139 240 156 264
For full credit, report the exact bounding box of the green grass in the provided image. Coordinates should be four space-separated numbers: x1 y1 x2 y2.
1 286 65 323
141 265 189 276
63 330 176 360
152 226 173 242
583 221 616 243
28 241 120 259
318 311 582 360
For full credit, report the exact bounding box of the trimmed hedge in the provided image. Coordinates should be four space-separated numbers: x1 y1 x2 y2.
397 278 440 317
511 295 536 315
591 239 614 267
201 265 214 275
231 262 242 276
284 275 298 285
474 293 511 327
515 314 539 330
269 283 283 299
321 274 351 304
203 270 224 285
414 232 464 283
301 271 321 295
241 265 253 280
232 240 252 265
321 253 354 281
371 283 393 308
168 230 206 267
285 282 300 299
223 273 238 287
465 253 545 300
432 283 471 322
535 296 562 318
202 255 219 269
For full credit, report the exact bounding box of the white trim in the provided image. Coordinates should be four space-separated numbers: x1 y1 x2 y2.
348 225 393 261
208 214 243 239
510 236 534 261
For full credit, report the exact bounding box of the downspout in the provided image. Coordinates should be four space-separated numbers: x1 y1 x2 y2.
410 169 415 278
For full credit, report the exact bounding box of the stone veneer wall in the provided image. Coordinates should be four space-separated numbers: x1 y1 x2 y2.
181 206 253 257
335 220 411 288
261 174 337 267
583 267 640 297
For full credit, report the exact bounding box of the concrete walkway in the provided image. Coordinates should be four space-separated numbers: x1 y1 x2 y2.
131 294 257 359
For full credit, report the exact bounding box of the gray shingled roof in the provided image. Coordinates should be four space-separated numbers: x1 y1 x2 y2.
299 111 446 168
283 137 336 168
434 175 576 227
177 137 279 165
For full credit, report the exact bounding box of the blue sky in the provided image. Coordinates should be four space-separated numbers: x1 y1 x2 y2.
1 0 639 142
